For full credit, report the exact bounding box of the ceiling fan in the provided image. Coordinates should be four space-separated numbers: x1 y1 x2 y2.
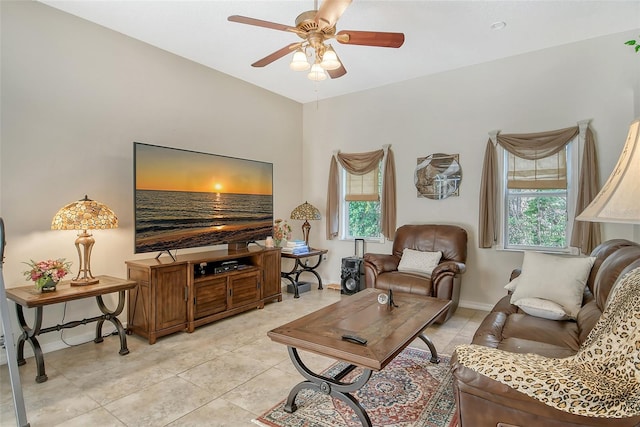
228 0 405 81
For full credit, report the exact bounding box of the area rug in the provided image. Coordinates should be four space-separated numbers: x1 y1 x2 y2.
254 347 458 427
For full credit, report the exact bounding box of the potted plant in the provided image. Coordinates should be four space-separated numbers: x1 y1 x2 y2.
23 258 72 292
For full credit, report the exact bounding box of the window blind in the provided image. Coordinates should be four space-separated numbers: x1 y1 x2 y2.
345 168 380 201
507 149 567 190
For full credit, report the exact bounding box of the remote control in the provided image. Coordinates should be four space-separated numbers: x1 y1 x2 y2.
341 334 367 345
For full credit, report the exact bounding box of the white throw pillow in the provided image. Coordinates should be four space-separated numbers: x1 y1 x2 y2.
397 249 442 276
514 297 570 321
510 252 595 319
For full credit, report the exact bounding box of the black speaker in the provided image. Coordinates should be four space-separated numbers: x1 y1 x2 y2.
341 257 365 295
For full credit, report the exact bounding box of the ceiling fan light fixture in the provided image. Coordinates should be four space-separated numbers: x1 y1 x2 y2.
229 2 405 81
320 45 341 70
308 63 327 81
289 48 310 71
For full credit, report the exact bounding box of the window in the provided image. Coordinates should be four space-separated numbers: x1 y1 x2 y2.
340 161 383 241
502 142 578 252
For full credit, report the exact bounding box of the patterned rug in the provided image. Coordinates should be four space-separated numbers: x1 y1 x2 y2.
254 347 458 427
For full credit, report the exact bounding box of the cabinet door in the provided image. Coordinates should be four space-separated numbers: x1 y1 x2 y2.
229 271 260 308
152 264 188 330
195 276 228 319
262 249 282 299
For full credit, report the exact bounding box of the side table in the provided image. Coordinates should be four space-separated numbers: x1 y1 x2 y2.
5 275 136 383
281 248 328 298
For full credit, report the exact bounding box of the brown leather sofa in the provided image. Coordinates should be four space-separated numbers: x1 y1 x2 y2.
451 239 640 427
363 224 467 323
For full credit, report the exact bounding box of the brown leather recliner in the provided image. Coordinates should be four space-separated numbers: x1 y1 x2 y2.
451 239 640 427
363 224 467 323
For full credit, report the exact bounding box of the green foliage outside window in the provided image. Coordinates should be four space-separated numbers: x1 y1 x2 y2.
347 201 381 239
344 162 383 239
507 191 567 248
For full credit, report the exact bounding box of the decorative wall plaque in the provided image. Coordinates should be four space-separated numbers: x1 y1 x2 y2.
415 153 461 199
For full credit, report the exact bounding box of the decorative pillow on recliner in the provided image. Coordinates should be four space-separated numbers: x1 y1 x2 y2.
505 279 569 320
513 297 570 320
397 249 442 276
509 252 595 319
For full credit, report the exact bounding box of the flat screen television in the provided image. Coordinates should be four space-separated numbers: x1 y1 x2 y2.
134 142 273 255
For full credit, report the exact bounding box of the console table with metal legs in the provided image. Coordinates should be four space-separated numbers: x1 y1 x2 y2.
5 275 136 383
280 248 328 298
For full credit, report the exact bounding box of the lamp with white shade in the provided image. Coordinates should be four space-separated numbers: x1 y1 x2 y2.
576 118 640 223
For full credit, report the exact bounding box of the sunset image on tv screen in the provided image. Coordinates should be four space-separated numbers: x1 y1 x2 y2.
134 142 273 253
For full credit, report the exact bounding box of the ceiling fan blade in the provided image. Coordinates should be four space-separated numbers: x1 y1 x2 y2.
228 15 298 33
315 0 352 30
327 63 347 79
336 30 405 48
251 43 301 68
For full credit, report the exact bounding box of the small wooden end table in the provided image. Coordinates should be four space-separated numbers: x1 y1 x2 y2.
268 288 451 427
280 248 328 298
5 275 136 383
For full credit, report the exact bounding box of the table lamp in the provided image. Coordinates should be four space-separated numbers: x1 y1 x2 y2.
290 201 321 247
576 118 640 223
51 195 118 285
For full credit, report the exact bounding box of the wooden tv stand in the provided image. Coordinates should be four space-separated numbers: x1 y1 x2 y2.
125 246 282 344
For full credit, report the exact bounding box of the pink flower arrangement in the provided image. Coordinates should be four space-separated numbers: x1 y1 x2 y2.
23 258 72 290
273 219 292 244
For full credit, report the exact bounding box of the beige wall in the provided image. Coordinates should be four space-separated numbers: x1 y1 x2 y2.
303 29 640 309
0 2 302 355
1 1 639 359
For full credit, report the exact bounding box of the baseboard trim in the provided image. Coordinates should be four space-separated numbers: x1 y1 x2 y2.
0 324 119 366
458 299 494 312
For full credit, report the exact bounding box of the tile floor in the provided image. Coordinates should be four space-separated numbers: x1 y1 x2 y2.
0 285 487 427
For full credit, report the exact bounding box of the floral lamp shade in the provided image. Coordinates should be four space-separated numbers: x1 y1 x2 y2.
51 195 118 231
290 201 321 247
51 195 117 286
290 201 322 222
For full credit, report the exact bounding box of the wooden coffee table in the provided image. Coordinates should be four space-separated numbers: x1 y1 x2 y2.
267 288 451 427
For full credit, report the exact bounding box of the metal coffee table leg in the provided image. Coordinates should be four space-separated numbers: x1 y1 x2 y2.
284 346 373 427
418 332 440 363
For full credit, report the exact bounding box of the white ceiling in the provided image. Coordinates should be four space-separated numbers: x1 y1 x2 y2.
41 1 640 104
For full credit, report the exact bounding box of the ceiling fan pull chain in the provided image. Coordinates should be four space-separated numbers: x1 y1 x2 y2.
315 84 321 110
